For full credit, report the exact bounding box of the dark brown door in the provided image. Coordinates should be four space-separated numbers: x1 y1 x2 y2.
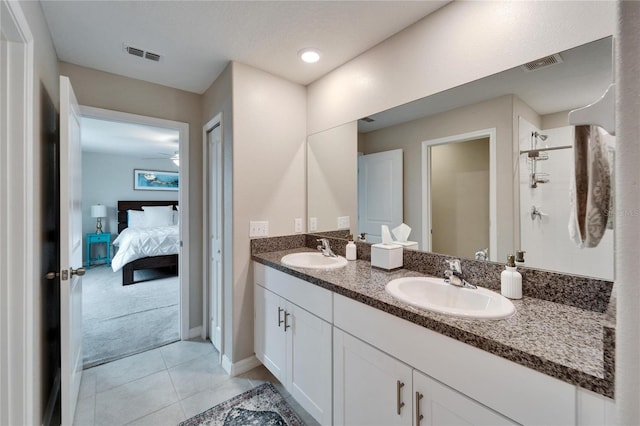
40 85 61 426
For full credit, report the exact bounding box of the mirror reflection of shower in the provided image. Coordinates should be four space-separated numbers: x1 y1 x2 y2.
529 132 550 188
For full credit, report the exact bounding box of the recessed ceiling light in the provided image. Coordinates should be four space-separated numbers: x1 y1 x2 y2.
299 48 321 64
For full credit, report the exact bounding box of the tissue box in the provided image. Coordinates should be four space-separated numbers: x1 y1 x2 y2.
371 243 403 270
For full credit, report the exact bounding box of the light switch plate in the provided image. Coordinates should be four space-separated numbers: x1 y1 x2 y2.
337 216 350 230
249 221 269 237
309 217 318 232
294 218 303 233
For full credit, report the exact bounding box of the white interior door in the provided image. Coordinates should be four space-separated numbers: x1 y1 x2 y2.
60 75 84 426
358 149 403 243
208 123 222 351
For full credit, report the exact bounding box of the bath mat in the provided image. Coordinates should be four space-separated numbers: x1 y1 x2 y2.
179 383 306 426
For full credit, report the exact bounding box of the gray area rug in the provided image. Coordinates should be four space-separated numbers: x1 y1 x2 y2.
82 264 179 368
180 383 305 426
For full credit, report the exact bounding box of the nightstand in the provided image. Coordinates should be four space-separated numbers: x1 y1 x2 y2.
86 232 111 268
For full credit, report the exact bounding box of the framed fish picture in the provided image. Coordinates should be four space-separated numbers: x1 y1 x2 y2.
133 169 179 191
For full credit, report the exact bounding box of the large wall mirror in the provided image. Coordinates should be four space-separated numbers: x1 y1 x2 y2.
307 37 614 280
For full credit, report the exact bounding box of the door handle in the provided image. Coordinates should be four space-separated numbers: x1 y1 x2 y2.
396 380 405 415
70 267 86 277
415 391 424 425
45 272 59 280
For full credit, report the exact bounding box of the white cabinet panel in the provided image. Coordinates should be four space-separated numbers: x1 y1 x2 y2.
288 303 332 425
577 387 616 426
254 275 332 425
334 328 412 426
254 284 286 382
413 370 518 426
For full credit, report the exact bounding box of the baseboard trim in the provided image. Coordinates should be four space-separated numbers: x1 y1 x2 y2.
221 354 262 377
188 326 202 339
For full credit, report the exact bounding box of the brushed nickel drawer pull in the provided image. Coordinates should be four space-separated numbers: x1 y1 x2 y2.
284 311 291 331
396 380 405 415
278 307 284 327
416 391 424 424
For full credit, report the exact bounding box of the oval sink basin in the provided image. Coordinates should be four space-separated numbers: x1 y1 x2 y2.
281 252 348 270
385 276 515 319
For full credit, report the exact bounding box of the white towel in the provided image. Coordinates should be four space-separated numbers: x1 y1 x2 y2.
568 125 611 248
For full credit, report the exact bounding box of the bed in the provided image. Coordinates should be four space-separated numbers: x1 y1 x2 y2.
113 200 179 285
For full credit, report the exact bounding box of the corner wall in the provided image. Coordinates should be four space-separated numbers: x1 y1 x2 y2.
231 62 306 363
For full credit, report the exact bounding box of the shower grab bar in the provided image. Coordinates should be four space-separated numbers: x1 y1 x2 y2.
520 145 572 156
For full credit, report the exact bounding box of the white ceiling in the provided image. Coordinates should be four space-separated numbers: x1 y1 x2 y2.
81 117 179 157
41 0 449 94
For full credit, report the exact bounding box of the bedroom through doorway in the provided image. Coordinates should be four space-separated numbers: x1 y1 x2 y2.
79 107 189 368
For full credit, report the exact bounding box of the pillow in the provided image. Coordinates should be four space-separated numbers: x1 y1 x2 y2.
173 209 180 225
127 210 146 228
142 205 174 227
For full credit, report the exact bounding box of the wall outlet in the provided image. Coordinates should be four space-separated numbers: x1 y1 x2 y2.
337 216 350 230
294 218 303 233
249 221 269 237
309 217 318 232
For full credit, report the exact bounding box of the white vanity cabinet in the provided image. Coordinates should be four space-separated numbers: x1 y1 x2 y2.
333 328 517 426
333 328 413 426
253 262 332 425
412 370 516 426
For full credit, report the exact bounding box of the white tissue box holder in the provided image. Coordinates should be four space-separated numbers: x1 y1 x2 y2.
371 243 403 270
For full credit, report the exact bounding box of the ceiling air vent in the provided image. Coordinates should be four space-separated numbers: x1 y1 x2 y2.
145 51 161 62
124 44 162 63
360 117 375 123
521 54 563 72
125 46 144 58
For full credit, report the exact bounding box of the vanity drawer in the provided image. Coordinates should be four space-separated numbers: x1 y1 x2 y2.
253 261 332 322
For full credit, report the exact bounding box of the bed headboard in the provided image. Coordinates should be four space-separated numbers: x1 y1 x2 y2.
117 200 179 233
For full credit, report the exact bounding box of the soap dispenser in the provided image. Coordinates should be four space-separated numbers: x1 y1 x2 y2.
346 235 357 261
501 254 522 299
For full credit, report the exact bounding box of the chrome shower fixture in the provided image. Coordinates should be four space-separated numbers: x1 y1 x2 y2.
532 131 548 141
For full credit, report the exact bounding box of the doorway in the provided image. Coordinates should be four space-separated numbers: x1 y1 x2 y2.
421 129 497 261
78 106 190 366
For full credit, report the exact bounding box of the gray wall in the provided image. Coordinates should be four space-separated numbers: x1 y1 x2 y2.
81 152 178 260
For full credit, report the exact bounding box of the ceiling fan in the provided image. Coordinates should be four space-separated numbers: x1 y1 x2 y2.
143 150 180 166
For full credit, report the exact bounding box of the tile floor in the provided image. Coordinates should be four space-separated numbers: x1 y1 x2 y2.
73 339 319 426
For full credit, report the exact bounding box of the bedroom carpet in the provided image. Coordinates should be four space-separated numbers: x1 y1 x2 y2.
82 264 180 368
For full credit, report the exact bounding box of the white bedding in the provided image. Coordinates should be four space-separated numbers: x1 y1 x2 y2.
111 225 179 272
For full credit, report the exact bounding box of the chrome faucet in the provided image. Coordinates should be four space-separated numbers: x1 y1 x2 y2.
474 248 488 261
316 238 337 257
443 259 477 289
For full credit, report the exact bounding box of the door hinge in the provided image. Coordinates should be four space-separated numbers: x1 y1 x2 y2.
61 270 69 281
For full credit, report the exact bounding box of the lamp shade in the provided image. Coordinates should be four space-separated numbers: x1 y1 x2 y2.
91 205 107 218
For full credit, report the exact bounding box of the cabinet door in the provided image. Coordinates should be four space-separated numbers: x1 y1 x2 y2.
254 284 287 382
413 370 518 426
287 303 332 425
334 328 412 426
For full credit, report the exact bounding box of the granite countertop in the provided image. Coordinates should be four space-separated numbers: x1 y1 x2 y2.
252 247 613 397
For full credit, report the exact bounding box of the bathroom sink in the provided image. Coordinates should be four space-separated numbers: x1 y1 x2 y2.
385 276 515 319
281 252 348 270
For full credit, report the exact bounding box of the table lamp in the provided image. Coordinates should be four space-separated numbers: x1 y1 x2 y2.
91 204 107 234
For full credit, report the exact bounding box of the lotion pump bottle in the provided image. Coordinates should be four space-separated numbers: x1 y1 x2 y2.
501 254 522 299
346 236 357 261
